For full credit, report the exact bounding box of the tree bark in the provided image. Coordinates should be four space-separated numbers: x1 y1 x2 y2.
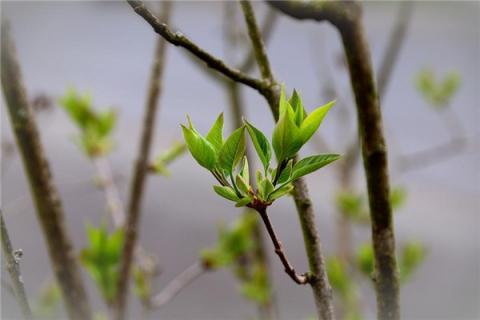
1 23 92 320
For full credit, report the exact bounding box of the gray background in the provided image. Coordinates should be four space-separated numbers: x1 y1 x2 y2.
1 1 479 319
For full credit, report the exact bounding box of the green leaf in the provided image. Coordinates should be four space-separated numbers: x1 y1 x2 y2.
259 178 274 200
356 243 374 277
245 121 271 172
327 257 351 296
289 89 305 126
213 185 240 202
236 174 250 195
278 84 290 117
240 157 250 185
299 100 335 144
291 154 340 181
390 186 407 211
399 241 426 282
206 113 224 152
277 159 293 184
181 125 217 170
218 126 246 175
235 196 252 207
268 183 293 201
272 107 303 161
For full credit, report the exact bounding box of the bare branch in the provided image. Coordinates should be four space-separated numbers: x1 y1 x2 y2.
1 211 32 320
113 3 172 319
150 261 207 309
1 22 92 320
93 157 126 227
126 0 268 94
267 2 400 319
377 1 414 98
255 207 309 285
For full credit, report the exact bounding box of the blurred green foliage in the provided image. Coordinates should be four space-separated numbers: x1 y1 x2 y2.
80 224 124 305
240 263 271 305
151 142 187 176
415 68 460 108
31 281 61 319
60 89 116 157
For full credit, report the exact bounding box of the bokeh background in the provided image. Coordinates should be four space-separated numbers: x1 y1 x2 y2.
1 1 479 319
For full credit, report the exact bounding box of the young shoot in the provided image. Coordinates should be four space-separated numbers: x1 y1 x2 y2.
181 86 340 212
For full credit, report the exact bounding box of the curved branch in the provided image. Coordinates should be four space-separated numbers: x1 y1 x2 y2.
126 0 268 94
255 207 309 285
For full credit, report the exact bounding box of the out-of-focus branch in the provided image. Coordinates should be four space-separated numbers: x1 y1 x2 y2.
113 3 171 320
150 261 207 309
126 0 268 94
93 157 126 227
1 211 32 320
1 23 92 320
267 2 400 319
397 136 470 172
377 1 413 98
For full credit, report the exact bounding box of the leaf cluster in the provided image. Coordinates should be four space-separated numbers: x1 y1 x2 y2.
355 241 426 284
80 224 124 305
60 89 116 157
200 213 257 269
182 87 340 209
415 68 461 108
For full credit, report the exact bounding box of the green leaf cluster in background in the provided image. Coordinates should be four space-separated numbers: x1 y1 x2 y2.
31 281 61 320
200 213 257 269
355 241 426 284
335 186 407 224
182 87 339 208
80 224 124 305
150 142 187 176
240 263 271 305
60 89 116 157
415 68 460 108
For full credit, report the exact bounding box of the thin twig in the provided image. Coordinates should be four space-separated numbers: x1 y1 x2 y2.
126 0 268 94
1 211 32 320
397 136 470 172
93 157 126 227
1 22 92 320
113 3 172 320
150 261 207 308
255 207 309 284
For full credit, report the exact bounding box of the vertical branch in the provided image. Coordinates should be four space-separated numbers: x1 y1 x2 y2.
1 23 92 320
339 10 400 320
93 157 126 227
113 3 172 319
240 2 335 319
1 211 32 320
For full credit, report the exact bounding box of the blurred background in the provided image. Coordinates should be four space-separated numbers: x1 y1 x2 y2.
1 1 479 319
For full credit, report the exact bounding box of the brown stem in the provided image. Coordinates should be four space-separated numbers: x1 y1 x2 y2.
267 2 400 319
1 211 32 320
1 22 92 320
113 3 171 319
126 0 268 94
340 11 400 320
255 207 309 285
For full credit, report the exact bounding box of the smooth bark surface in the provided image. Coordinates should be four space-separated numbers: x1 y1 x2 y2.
1 23 92 320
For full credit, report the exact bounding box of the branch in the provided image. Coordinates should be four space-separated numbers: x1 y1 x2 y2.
255 207 309 285
126 0 268 94
1 22 92 320
150 261 207 309
93 157 126 227
397 136 470 172
241 2 335 319
267 2 400 319
113 3 171 319
1 211 32 320
376 1 414 98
